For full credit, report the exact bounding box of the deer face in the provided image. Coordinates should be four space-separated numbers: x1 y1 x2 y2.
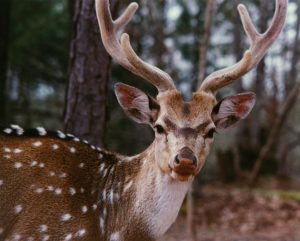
115 83 256 181
97 0 287 179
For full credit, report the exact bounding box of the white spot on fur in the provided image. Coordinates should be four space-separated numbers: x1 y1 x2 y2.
83 140 89 144
57 131 66 139
49 171 55 177
12 234 21 240
69 187 76 195
30 160 38 167
33 141 42 147
102 190 106 201
16 129 24 135
99 153 103 159
27 237 34 241
99 163 105 173
39 224 48 232
80 188 85 193
37 127 47 136
75 229 86 237
42 235 50 241
55 188 62 195
79 163 85 168
110 232 121 241
47 186 54 191
90 145 96 150
61 213 72 222
73 137 80 142
3 128 12 134
14 205 23 214
103 207 107 217
0 227 3 234
99 217 105 233
52 144 59 150
70 147 76 153
123 180 133 193
4 147 11 152
109 190 114 204
0 180 3 186
59 173 67 178
3 154 11 159
114 193 120 202
39 163 45 168
92 204 97 210
35 188 44 194
14 162 22 169
81 206 88 214
64 233 73 241
11 125 23 134
13 148 22 154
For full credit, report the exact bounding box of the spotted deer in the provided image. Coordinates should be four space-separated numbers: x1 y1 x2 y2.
0 0 287 240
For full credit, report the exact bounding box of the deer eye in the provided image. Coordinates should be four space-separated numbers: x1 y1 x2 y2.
154 124 165 134
205 128 216 139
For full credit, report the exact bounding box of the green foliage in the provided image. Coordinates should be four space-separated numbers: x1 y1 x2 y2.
9 0 70 84
7 0 70 128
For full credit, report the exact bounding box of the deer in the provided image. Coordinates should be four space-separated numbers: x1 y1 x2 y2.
0 0 287 240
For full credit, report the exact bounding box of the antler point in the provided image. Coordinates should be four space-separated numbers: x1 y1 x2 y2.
130 2 139 9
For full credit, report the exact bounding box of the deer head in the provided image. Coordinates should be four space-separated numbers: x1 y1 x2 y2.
96 0 287 182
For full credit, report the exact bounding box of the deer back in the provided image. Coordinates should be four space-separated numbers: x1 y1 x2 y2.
0 126 143 241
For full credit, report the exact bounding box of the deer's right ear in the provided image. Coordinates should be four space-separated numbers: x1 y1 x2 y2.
115 83 160 124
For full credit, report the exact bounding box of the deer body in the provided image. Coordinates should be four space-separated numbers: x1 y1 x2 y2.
0 126 191 241
0 0 288 240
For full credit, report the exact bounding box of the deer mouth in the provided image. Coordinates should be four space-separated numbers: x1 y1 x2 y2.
173 165 196 176
170 170 194 182
169 164 196 181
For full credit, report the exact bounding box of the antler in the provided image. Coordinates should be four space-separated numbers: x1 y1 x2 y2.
199 0 288 93
96 0 176 93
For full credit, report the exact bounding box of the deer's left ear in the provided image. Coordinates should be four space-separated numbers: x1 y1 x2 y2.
212 92 256 130
115 83 160 125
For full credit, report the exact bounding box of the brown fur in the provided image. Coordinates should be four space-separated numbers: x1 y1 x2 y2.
0 134 147 241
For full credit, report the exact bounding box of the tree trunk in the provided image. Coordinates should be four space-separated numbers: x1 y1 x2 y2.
0 0 11 126
286 0 300 92
64 0 118 147
197 0 215 86
250 83 300 184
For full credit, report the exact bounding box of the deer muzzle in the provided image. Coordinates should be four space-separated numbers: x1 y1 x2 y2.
172 147 197 176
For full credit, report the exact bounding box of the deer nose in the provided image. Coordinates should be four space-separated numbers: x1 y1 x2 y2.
174 147 197 167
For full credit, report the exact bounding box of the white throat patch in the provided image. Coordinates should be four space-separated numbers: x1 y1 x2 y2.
142 172 192 238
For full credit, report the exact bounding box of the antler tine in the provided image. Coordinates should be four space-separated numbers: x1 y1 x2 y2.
96 0 176 93
121 34 176 90
199 0 288 93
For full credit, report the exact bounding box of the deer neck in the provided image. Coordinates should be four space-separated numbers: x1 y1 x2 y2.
131 145 193 239
95 145 192 240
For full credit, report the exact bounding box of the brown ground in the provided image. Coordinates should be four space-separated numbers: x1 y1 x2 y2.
160 182 300 241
